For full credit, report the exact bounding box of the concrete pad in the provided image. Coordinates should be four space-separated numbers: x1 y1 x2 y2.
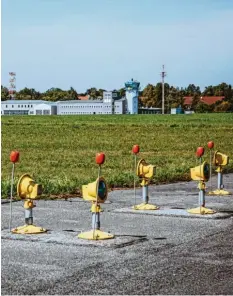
1 230 147 249
113 207 232 219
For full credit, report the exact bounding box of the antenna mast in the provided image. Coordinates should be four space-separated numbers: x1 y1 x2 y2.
160 65 166 114
9 72 16 100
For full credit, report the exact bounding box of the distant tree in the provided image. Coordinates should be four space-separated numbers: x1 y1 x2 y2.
15 87 41 100
86 87 98 99
68 86 79 100
213 82 229 96
166 86 184 110
154 82 170 108
141 83 170 108
97 89 106 98
185 84 201 96
195 103 214 113
214 101 232 112
191 93 201 111
118 88 126 98
1 85 9 101
141 84 157 107
202 85 214 96
43 88 68 101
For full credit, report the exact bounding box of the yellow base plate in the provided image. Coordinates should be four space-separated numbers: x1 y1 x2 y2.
78 229 114 240
133 203 159 210
187 207 216 215
11 224 47 234
208 189 231 196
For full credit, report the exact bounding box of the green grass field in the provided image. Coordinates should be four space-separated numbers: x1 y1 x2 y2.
1 113 233 198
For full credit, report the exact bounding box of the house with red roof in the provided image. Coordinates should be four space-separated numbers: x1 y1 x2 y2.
184 96 225 108
78 95 90 100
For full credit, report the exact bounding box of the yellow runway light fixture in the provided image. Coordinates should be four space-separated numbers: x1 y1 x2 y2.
78 153 114 240
82 177 108 204
190 161 210 182
137 159 155 179
188 160 216 215
133 159 159 210
208 151 231 195
11 174 47 234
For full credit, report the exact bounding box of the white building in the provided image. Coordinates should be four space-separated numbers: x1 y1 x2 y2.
1 100 57 116
1 92 125 116
56 98 125 115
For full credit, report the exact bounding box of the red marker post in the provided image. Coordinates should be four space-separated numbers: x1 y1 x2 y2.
207 141 214 191
195 147 205 212
132 145 140 205
9 151 20 231
93 152 105 238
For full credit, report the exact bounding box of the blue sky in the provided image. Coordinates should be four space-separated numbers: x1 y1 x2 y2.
1 0 233 92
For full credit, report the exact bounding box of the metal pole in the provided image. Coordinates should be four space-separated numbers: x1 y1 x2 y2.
217 171 223 190
25 202 33 225
199 186 205 208
93 165 101 239
142 185 149 204
134 154 137 206
9 163 15 231
161 65 166 115
162 80 164 115
209 150 212 191
199 157 202 213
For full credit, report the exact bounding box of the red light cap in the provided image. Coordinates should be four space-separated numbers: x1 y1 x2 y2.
132 145 140 154
95 152 105 165
10 151 20 163
196 147 204 158
207 141 214 149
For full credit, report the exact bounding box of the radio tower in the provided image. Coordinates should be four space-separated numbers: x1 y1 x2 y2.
160 65 166 115
9 72 16 100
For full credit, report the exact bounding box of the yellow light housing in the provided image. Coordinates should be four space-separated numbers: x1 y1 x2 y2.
136 159 156 179
82 177 108 203
213 151 229 166
190 161 210 182
17 174 43 199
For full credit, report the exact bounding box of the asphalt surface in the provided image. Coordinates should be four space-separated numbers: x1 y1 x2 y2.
1 174 233 295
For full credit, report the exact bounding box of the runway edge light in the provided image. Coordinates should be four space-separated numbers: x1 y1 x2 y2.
188 148 216 215
208 150 231 195
11 174 47 234
78 152 114 240
133 158 159 210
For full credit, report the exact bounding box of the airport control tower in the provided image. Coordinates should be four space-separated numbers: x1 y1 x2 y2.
125 78 140 114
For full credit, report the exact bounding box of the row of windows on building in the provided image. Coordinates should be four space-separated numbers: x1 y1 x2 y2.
2 110 123 115
4 104 34 108
60 105 120 109
3 104 120 109
60 105 114 108
60 112 114 115
3 110 29 115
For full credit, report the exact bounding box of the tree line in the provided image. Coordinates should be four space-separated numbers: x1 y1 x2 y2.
1 82 233 112
140 82 233 112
